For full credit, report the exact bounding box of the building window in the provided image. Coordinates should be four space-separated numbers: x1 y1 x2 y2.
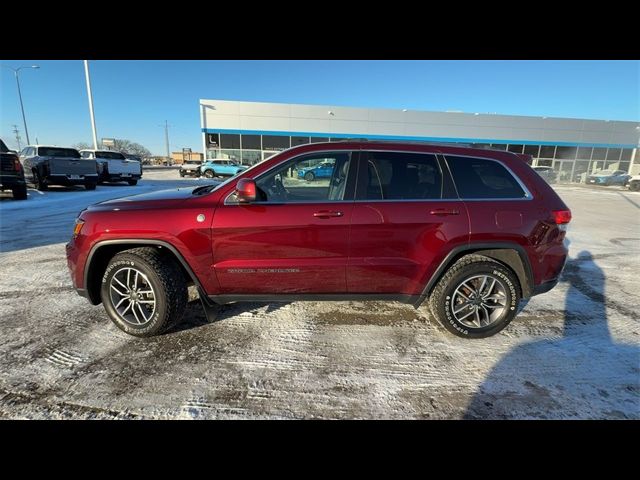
490 144 508 150
220 134 241 149
310 137 329 143
620 149 633 161
241 150 262 166
576 147 592 159
523 145 540 157
555 146 577 160
241 134 261 150
606 148 622 161
291 136 310 146
219 149 241 162
507 144 524 154
592 147 607 160
262 135 290 151
539 145 556 158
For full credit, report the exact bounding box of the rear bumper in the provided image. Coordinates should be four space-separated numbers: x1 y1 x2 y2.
102 173 142 182
48 174 98 185
0 174 26 189
531 277 560 296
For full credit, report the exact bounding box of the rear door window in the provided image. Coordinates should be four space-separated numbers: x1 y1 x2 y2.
358 151 443 200
445 155 528 199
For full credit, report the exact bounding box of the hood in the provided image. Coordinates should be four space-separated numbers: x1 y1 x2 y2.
87 185 214 211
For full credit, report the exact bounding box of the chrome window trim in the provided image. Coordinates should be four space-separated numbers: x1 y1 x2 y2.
442 153 534 201
224 149 355 206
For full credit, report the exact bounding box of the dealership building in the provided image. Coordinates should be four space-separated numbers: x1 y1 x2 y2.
200 99 640 182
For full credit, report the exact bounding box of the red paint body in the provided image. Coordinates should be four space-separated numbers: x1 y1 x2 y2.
66 142 570 302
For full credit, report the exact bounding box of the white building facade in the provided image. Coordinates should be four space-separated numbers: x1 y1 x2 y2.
200 99 640 182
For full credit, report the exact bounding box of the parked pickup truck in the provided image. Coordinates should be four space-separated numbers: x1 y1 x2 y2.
80 150 142 185
0 138 27 200
20 145 99 191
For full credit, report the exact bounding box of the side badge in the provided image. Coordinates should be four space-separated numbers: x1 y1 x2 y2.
196 214 206 223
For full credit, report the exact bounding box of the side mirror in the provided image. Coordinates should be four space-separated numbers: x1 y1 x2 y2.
236 178 256 203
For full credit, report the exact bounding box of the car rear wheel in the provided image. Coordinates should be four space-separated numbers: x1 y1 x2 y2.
428 254 521 338
85 182 97 190
179 171 185 177
127 179 138 186
33 170 48 191
203 169 215 179
12 185 27 200
100 247 188 337
304 171 315 182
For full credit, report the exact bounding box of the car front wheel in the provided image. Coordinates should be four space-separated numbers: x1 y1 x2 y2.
428 254 521 338
203 169 215 178
304 171 315 182
100 247 188 337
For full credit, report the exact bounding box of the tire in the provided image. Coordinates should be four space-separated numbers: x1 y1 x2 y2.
12 185 27 200
304 171 315 182
179 171 185 177
203 169 215 179
428 254 521 339
127 179 138 186
85 182 97 190
100 247 188 337
33 170 48 191
630 182 640 192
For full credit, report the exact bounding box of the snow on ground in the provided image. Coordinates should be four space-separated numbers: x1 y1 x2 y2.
0 171 638 419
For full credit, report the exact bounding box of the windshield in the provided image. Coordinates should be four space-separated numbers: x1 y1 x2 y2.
96 151 126 160
38 147 80 158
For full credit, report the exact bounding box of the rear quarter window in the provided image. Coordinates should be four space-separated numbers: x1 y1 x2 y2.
445 155 528 199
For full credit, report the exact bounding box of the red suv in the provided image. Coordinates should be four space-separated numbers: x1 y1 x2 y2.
66 142 571 338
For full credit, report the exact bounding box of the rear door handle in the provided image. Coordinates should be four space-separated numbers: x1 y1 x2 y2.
429 208 460 216
313 210 344 218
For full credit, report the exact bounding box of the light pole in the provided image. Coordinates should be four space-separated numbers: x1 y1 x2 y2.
83 60 99 150
3 65 39 145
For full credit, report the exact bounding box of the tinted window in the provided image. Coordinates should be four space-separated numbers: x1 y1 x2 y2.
446 156 527 199
220 134 240 149
507 144 524 154
262 135 290 151
539 145 556 158
253 152 352 203
577 147 593 159
361 152 442 200
556 146 577 159
0 139 8 152
95 151 125 160
38 147 80 158
241 134 261 150
606 148 622 161
523 145 540 157
592 147 607 160
291 136 310 146
620 149 633 161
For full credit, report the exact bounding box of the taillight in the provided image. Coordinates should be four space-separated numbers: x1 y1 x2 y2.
552 209 572 224
13 158 22 172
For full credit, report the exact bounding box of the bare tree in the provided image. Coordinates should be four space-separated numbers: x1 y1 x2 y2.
73 139 152 158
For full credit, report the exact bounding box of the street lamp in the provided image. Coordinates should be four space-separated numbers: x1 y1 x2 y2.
3 65 39 145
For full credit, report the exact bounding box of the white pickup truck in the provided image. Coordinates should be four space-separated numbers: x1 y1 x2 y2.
80 149 142 185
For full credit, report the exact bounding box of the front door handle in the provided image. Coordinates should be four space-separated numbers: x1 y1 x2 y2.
430 208 460 216
313 210 344 218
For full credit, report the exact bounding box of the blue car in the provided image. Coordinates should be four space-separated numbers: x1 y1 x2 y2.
586 170 631 186
297 161 335 182
201 159 247 178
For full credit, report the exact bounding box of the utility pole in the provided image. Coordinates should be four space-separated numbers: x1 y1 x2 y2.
3 64 39 145
83 60 99 149
159 120 171 165
12 125 22 151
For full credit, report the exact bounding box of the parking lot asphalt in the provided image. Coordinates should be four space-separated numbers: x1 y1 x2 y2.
0 171 638 419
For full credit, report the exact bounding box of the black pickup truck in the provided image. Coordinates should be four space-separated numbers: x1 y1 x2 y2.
0 138 27 200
